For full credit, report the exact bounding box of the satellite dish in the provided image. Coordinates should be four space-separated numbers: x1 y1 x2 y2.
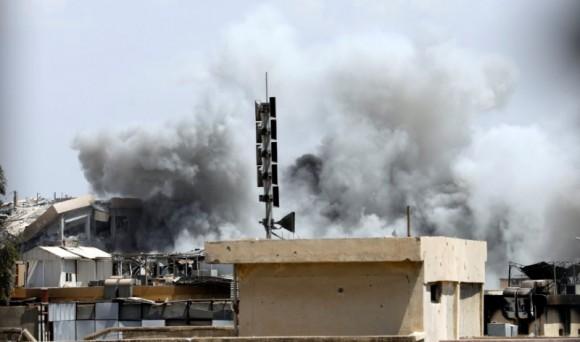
275 211 295 233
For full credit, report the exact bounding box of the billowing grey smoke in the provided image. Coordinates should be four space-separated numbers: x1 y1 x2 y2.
285 42 516 244
73 117 256 252
288 154 323 195
73 3 580 285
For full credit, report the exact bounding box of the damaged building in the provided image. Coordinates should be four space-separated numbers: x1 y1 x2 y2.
4 195 144 253
485 260 580 337
1 194 236 340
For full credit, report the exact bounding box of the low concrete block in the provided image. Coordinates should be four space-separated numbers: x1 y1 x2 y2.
0 306 38 336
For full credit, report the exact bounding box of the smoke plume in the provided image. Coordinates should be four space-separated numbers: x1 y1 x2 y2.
73 2 580 282
73 117 256 252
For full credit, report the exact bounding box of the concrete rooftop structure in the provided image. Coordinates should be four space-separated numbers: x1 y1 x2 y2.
206 236 487 342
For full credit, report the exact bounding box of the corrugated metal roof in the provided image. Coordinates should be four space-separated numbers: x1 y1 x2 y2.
39 246 81 259
64 246 111 259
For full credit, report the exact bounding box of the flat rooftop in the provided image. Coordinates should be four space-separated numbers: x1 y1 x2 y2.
205 236 486 283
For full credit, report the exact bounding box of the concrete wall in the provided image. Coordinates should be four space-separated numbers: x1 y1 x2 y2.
571 308 580 337
206 237 486 284
0 306 38 337
459 283 482 338
423 282 457 342
206 237 486 341
22 206 94 251
545 307 566 336
420 238 486 283
236 261 423 337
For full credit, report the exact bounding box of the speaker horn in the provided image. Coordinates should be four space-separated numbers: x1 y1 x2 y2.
275 211 295 233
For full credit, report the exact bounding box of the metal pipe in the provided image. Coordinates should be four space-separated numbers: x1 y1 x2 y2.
553 262 557 295
406 206 411 237
60 216 65 246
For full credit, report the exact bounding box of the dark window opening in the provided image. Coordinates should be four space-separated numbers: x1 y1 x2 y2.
65 273 72 282
430 283 442 303
116 216 129 231
95 221 110 238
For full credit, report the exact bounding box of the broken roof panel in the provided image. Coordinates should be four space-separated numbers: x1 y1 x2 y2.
521 262 568 280
20 195 95 242
39 246 81 259
64 246 111 259
52 195 94 214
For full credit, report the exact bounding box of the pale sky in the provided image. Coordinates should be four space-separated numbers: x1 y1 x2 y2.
0 0 578 200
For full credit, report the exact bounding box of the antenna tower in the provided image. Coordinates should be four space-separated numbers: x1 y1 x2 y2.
254 74 295 239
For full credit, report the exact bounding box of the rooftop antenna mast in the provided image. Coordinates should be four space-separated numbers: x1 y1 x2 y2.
254 73 295 239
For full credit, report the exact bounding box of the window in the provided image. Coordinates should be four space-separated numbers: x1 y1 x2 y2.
430 283 442 303
116 216 129 230
65 273 72 282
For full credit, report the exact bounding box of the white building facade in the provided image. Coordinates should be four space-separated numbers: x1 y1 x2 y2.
22 246 112 288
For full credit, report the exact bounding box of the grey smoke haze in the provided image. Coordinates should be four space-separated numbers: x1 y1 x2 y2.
71 2 580 282
73 117 256 251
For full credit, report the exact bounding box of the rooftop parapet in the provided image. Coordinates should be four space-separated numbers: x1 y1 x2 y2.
205 236 486 283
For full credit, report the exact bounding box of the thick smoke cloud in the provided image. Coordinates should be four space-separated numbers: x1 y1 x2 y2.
73 3 580 283
73 117 256 252
285 42 516 241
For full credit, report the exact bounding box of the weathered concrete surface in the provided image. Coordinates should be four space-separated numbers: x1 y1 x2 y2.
205 236 486 342
21 195 94 242
443 339 580 341
237 262 423 337
0 306 38 337
85 326 236 340
420 237 486 283
0 328 37 342
89 337 416 342
205 238 422 264
205 237 486 284
458 283 482 337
